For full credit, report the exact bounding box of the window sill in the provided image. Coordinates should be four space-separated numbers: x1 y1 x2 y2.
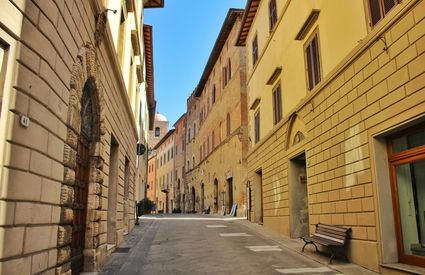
381 263 425 275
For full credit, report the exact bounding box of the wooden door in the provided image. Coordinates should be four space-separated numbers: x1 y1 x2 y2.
71 134 90 274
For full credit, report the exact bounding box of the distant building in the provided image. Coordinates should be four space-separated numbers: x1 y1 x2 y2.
149 112 170 149
237 0 425 272
173 114 187 212
187 9 248 216
153 129 176 213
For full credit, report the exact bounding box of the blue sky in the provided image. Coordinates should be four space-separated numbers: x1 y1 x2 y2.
144 0 247 126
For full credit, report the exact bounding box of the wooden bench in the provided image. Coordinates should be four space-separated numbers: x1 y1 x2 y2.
301 223 351 264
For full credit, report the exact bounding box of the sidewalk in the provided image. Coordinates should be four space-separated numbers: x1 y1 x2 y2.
232 217 378 275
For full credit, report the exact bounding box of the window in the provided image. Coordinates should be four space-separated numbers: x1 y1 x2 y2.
269 0 278 31
254 110 260 143
305 32 321 90
212 85 216 103
368 0 398 27
192 156 195 169
226 113 231 136
188 128 191 142
212 131 215 149
387 125 425 267
200 146 203 160
252 35 258 66
272 83 282 124
155 127 160 137
193 123 196 137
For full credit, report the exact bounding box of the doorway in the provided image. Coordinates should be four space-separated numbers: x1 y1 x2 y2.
201 183 205 210
107 136 119 245
227 178 233 215
254 170 263 224
214 179 218 213
191 186 196 212
289 153 309 238
388 126 425 267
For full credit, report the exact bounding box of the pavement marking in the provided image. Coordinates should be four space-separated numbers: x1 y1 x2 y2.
275 267 333 274
245 245 282 252
140 216 246 221
206 225 227 228
219 233 252 237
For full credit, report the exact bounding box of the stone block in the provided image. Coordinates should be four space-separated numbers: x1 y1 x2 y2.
408 52 425 78
0 227 24 258
48 248 58 268
47 133 65 163
51 160 65 182
372 59 396 85
41 178 62 204
14 202 52 225
390 11 415 42
0 200 15 226
24 226 57 254
21 19 56 68
60 207 73 224
357 212 376 226
31 251 49 274
18 44 40 73
34 0 59 25
30 151 52 178
0 256 31 275
60 185 74 206
63 168 75 186
3 168 42 201
4 143 30 170
57 225 72 246
40 60 68 103
63 144 76 169
56 246 71 265
11 113 49 154
51 206 61 223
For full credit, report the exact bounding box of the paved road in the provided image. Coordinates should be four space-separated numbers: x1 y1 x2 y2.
101 214 342 275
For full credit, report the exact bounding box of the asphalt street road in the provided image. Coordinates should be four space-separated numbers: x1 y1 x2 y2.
101 214 342 275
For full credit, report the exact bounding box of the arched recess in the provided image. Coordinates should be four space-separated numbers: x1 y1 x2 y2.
57 43 106 274
285 113 307 150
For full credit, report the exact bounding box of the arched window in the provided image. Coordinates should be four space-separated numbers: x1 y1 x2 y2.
155 127 160 137
80 81 94 138
188 128 191 142
226 113 231 136
192 156 195 169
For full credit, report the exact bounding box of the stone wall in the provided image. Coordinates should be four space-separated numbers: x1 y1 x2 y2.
0 0 138 274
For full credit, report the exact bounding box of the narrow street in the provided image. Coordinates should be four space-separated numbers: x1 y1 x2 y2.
101 215 351 275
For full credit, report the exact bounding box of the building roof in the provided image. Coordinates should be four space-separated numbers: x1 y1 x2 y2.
173 113 187 127
144 0 164 9
155 112 168 122
153 129 175 150
236 0 260 46
193 9 244 97
143 24 156 130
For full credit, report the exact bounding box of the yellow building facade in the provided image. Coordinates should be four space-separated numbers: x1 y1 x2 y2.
154 129 175 213
189 9 248 216
237 0 425 272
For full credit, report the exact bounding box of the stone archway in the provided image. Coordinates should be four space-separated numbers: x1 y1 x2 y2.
57 43 106 274
285 113 307 150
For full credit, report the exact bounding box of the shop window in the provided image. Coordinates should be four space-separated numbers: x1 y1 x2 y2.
388 125 425 267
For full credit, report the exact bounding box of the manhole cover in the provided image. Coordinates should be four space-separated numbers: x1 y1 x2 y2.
114 247 131 253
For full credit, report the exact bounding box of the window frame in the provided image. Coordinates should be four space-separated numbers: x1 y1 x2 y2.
304 29 322 91
269 0 278 31
367 0 399 27
254 110 260 144
252 34 259 67
272 83 282 125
